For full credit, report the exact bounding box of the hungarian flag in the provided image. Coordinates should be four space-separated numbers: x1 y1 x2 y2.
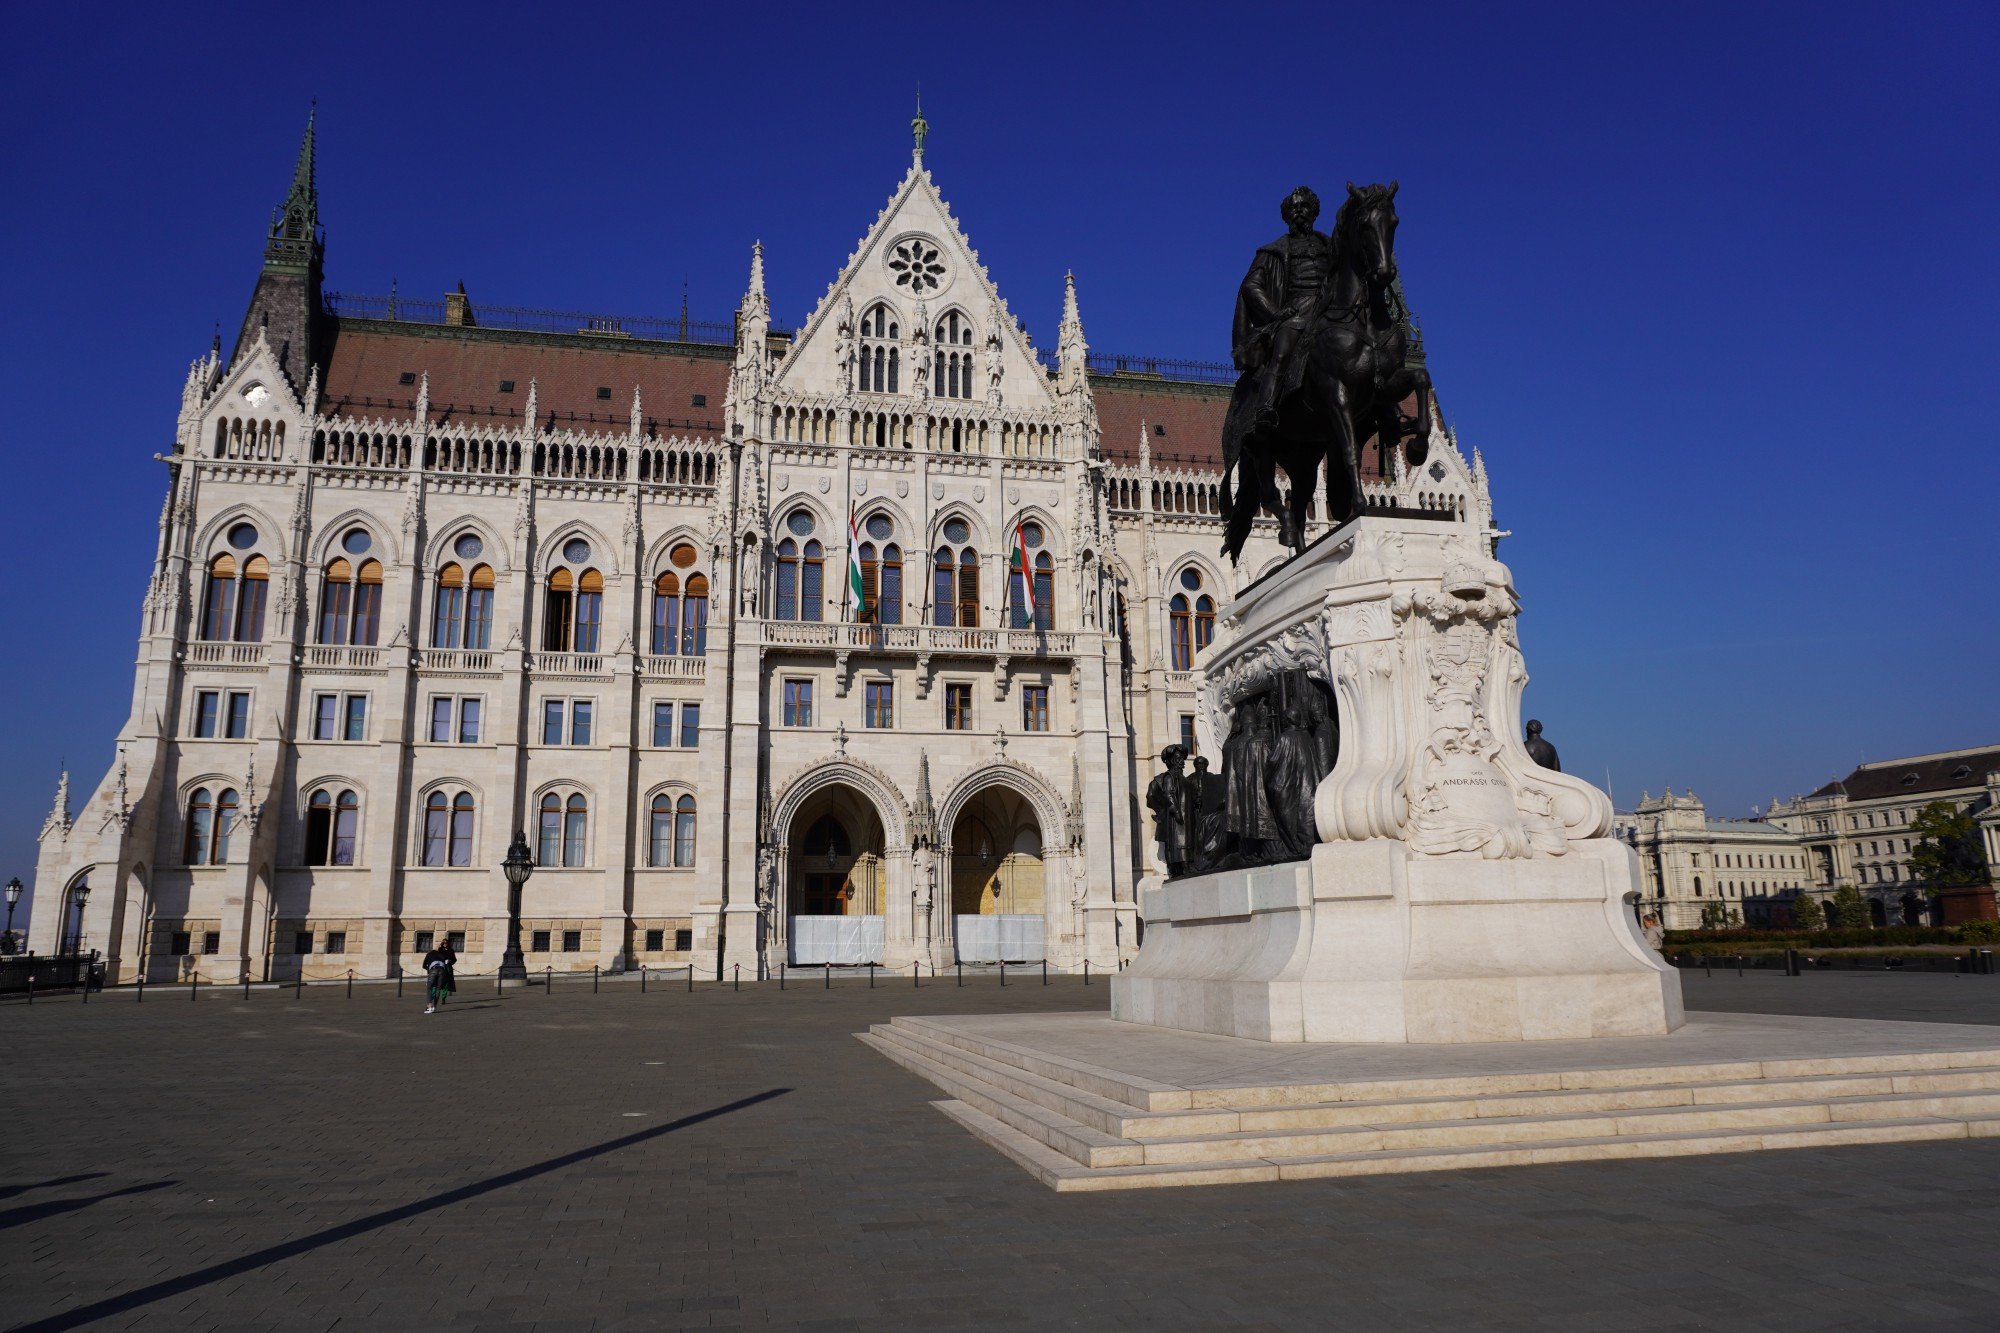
1011 517 1036 626
847 508 867 621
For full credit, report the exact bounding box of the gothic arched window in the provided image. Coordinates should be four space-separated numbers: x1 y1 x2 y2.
305 788 361 866
421 790 476 867
649 793 698 867
318 558 384 646
1008 522 1055 630
1169 567 1216 670
542 538 603 653
651 543 708 655
861 305 900 394
538 791 589 867
185 786 238 866
857 514 902 624
932 518 980 628
203 551 269 642
774 511 823 621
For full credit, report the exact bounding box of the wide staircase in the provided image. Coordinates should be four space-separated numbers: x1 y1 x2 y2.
858 1016 2000 1191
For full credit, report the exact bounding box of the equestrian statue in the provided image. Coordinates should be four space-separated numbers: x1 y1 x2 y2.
1219 183 1433 563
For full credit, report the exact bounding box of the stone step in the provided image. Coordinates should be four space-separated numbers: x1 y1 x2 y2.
1130 1089 2000 1166
887 1015 2000 1110
856 1032 1145 1169
931 1095 2000 1193
865 1023 1237 1139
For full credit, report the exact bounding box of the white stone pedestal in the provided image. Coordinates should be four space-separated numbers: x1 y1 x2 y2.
1115 837 1681 1042
1113 513 1684 1043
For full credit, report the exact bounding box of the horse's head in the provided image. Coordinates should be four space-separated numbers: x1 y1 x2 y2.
1339 181 1400 291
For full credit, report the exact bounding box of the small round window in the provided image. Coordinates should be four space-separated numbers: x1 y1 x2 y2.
786 511 816 537
1179 568 1203 591
454 533 484 560
227 523 259 550
942 518 970 544
562 538 592 563
342 528 372 556
1021 522 1043 549
669 543 698 568
865 514 893 540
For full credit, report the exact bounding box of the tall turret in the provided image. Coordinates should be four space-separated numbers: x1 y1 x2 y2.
232 108 325 382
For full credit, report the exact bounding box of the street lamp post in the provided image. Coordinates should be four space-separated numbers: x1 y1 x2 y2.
3 877 21 954
70 881 90 956
500 829 533 982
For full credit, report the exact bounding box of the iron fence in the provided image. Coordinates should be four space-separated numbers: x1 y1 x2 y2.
325 291 739 346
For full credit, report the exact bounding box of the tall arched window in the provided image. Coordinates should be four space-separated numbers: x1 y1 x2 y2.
934 312 974 399
305 788 361 866
932 519 979 627
652 544 709 653
675 795 697 867
1169 568 1216 670
542 537 605 652
860 305 900 394
648 792 699 867
184 787 212 864
773 511 823 621
422 790 476 866
1008 522 1056 630
856 514 902 624
183 786 240 866
538 791 589 867
318 558 384 645
202 551 269 642
433 563 464 648
464 565 493 648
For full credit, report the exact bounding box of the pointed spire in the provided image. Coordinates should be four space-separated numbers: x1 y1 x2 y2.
414 370 430 425
911 750 937 847
629 385 644 439
264 106 322 273
911 90 930 165
39 770 71 841
748 240 766 302
524 377 539 433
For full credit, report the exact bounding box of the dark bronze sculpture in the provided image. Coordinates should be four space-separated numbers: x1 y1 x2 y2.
1220 183 1433 561
1525 719 1561 772
1146 744 1195 878
1266 682 1324 859
1188 756 1230 873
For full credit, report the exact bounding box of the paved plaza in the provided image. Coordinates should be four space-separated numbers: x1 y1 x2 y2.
7 972 2000 1330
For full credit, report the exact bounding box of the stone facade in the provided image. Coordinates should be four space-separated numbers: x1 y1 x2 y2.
32 122 1451 984
1616 791 1812 929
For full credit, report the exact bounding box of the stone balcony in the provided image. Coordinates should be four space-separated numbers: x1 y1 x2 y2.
753 620 1077 661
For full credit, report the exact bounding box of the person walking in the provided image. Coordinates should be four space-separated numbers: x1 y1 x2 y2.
422 937 457 1014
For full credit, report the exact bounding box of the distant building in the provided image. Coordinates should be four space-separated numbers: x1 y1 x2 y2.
1768 746 2000 926
1618 790 1811 930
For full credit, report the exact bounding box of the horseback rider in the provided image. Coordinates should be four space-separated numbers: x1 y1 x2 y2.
1235 186 1334 430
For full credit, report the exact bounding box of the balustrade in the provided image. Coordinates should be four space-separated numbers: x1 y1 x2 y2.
530 652 607 676
184 642 266 666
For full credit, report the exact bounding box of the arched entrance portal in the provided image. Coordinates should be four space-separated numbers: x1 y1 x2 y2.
951 788 1046 962
786 785 887 965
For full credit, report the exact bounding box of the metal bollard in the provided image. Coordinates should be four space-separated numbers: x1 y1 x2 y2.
192 974 199 1003
825 962 831 990
297 973 304 999
869 963 875 988
347 969 354 999
1785 948 1801 977
594 965 600 994
1042 959 1048 986
1084 959 1091 985
244 975 251 1002
82 971 90 1005
136 975 144 1003
914 961 920 988
642 964 648 994
545 966 553 994
397 974 403 999
1000 959 1007 987
733 964 740 992
686 965 693 992
780 963 786 990
1737 955 1744 978
495 969 501 995
957 960 963 987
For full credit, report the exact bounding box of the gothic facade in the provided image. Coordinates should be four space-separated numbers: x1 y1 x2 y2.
32 116 1488 982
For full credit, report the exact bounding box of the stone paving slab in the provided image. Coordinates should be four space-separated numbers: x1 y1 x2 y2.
4 972 2000 1329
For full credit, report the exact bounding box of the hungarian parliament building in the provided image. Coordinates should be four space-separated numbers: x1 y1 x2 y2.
31 115 1494 982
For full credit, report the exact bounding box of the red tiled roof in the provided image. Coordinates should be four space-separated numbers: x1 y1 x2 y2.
319 321 731 437
1092 378 1230 470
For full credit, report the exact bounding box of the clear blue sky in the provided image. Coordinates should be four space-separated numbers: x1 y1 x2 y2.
2 2 1995 925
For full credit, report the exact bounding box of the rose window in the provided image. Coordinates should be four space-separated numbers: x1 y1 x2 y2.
888 240 946 293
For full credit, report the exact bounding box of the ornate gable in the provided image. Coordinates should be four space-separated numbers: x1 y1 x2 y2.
770 161 1059 413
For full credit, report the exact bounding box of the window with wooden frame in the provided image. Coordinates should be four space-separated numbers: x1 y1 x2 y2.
944 682 973 730
858 514 902 623
421 790 476 867
932 519 980 628
865 680 894 729
318 557 384 645
202 552 269 641
1022 685 1049 732
774 512 824 621
652 546 710 654
305 789 360 866
537 791 589 868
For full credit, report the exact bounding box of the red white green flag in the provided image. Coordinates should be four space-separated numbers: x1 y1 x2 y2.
847 508 867 621
1011 517 1036 625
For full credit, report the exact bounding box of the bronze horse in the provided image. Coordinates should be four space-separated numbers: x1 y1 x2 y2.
1220 183 1433 561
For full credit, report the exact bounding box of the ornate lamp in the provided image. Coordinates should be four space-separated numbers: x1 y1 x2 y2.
499 830 533 981
71 880 90 955
3 877 20 949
